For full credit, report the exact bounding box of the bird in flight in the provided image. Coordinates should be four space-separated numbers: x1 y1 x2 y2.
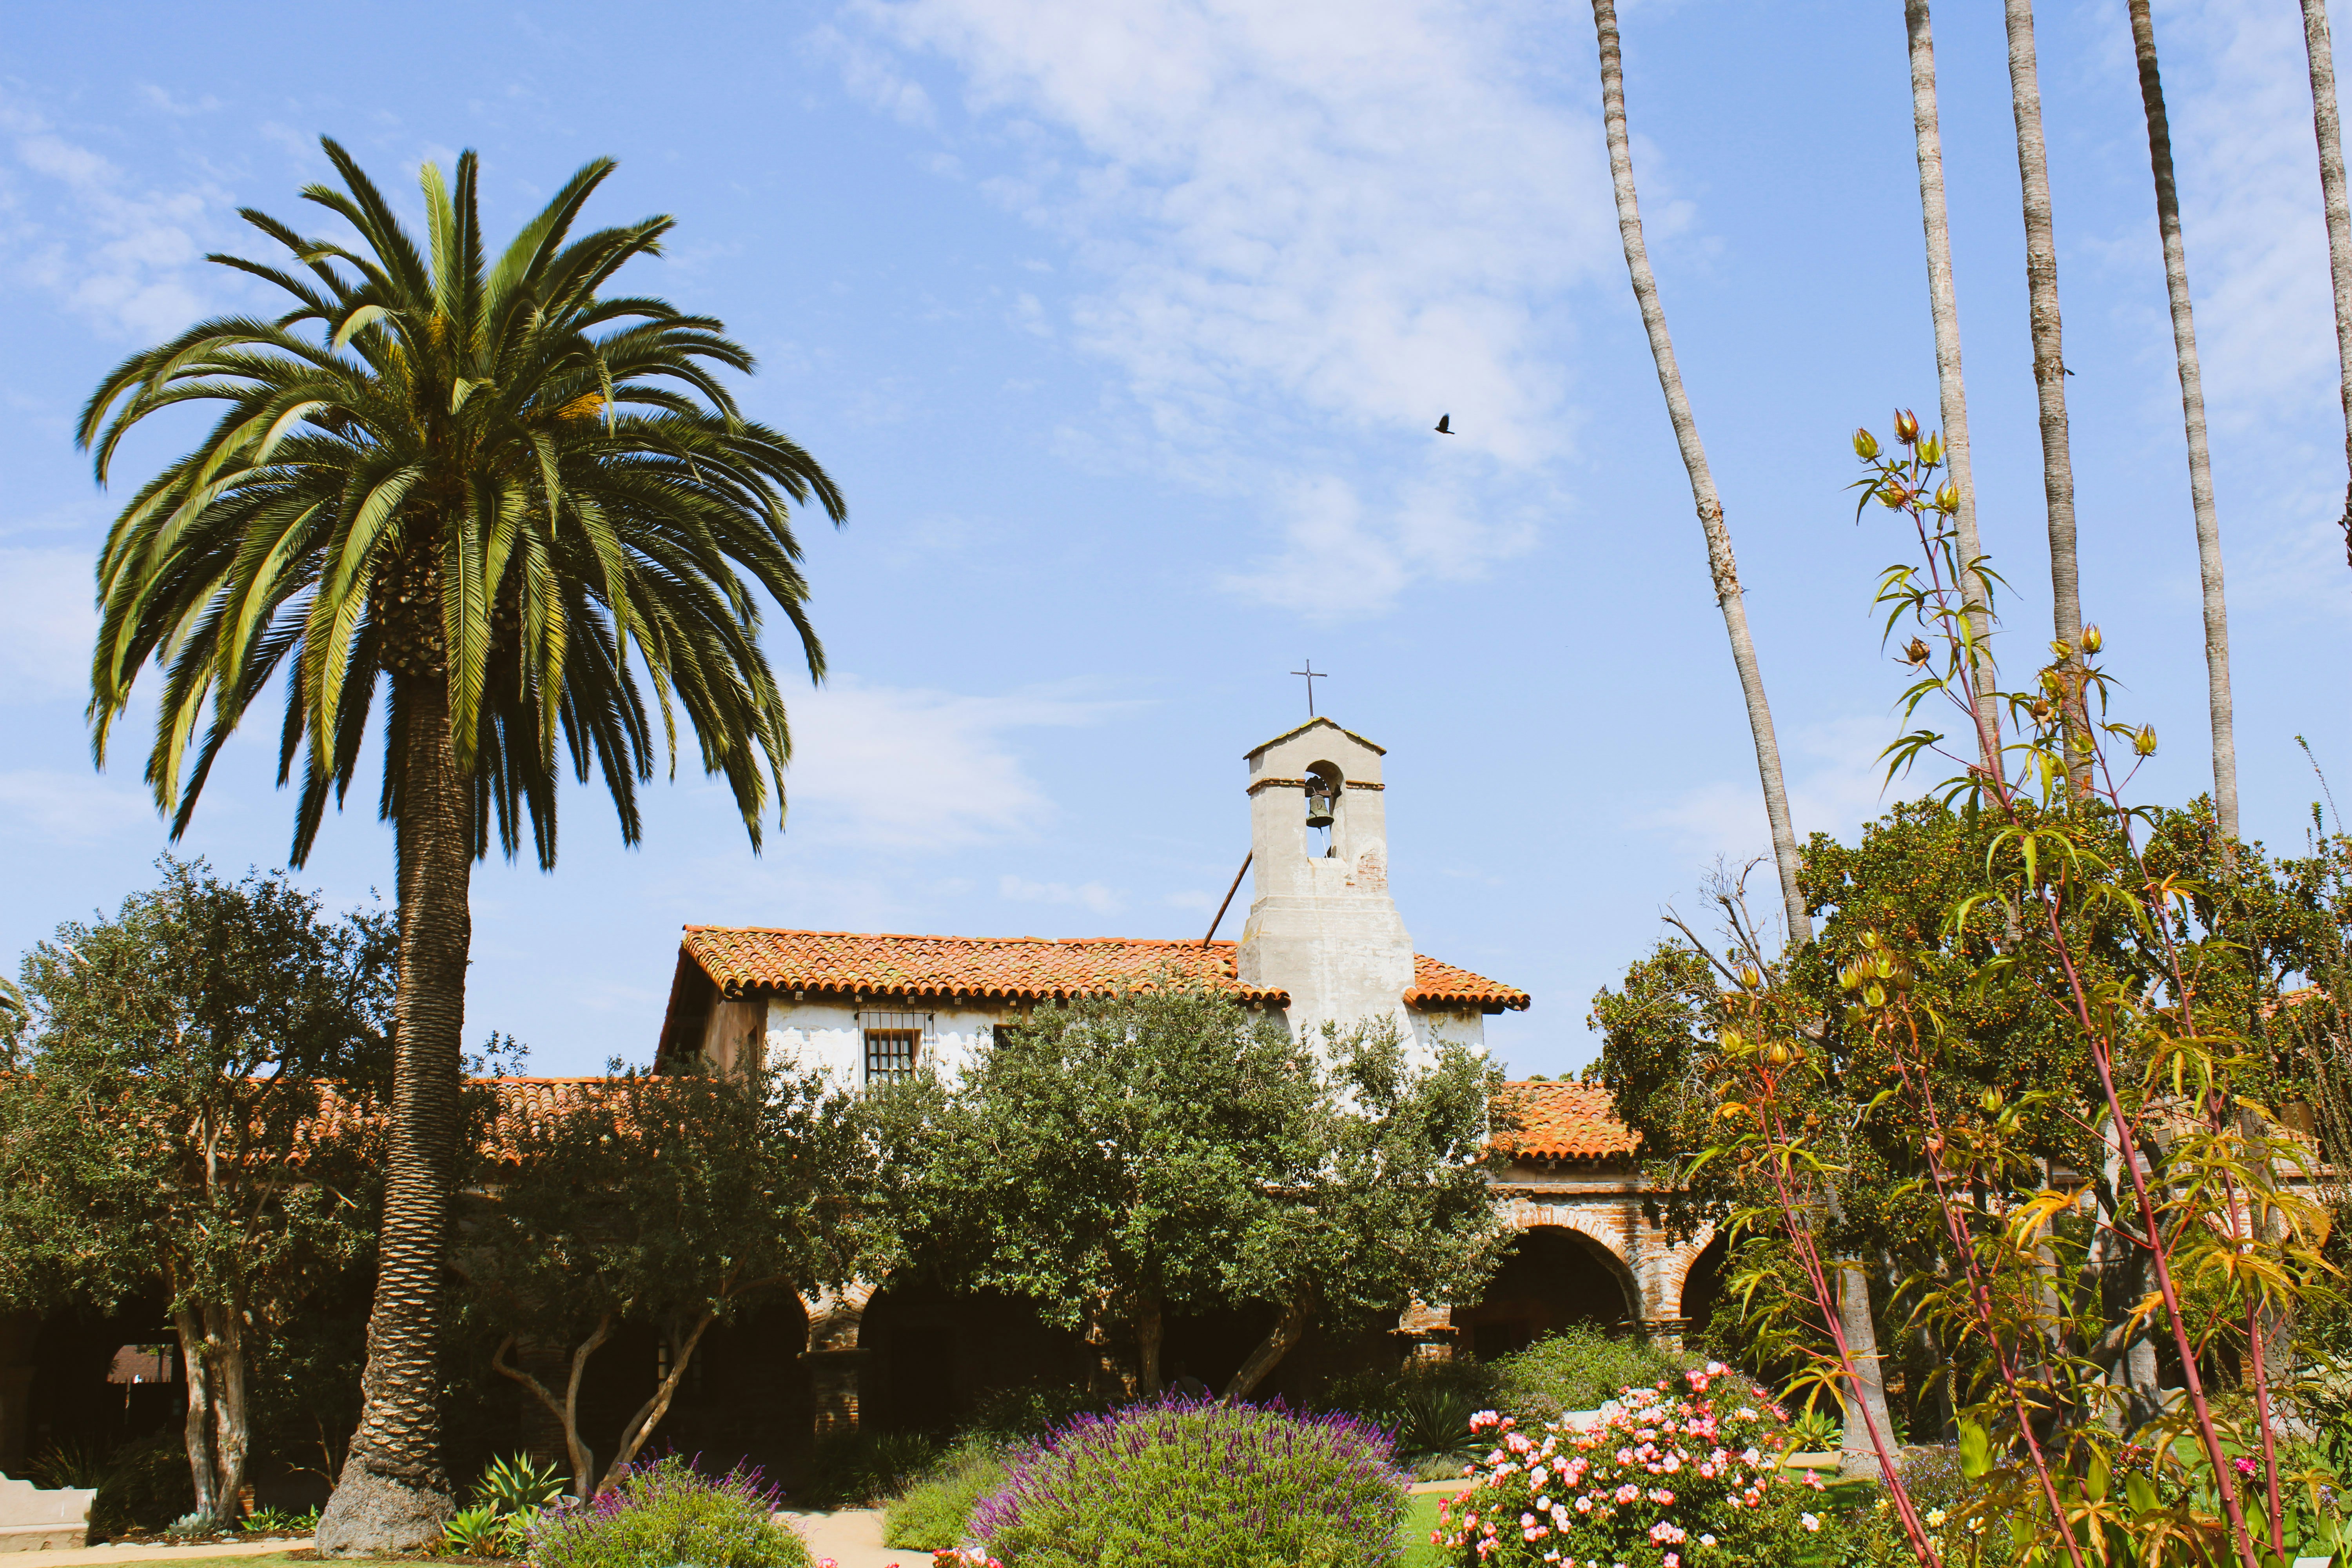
1434 414 1454 434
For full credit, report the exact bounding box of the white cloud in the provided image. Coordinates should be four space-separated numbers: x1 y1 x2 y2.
779 677 1135 849
0 770 152 844
1633 714 1925 865
0 92 230 342
0 547 96 703
1000 872 1123 914
842 0 1621 616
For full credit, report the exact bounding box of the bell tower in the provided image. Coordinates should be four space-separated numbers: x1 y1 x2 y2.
1236 718 1417 1045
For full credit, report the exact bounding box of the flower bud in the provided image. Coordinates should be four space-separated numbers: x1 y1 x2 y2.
1720 1029 1744 1053
1859 930 1882 950
1903 637 1932 667
1736 964 1763 990
2081 624 2103 655
1863 983 1887 1008
1853 428 1880 461
2134 724 2158 757
2050 639 2073 661
1893 408 1920 444
1878 483 1910 509
1981 1087 2004 1113
1764 1041 1798 1067
1918 433 1943 465
1933 481 1960 513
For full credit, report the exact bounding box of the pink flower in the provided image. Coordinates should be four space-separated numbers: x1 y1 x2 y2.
2234 1457 2258 1477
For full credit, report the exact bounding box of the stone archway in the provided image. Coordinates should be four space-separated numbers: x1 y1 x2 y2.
1450 1225 1637 1360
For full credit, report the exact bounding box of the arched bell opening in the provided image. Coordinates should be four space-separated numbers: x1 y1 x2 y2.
1303 761 1343 858
1451 1225 1636 1361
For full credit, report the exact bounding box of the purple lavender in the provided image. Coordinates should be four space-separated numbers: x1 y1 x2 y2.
971 1396 1408 1566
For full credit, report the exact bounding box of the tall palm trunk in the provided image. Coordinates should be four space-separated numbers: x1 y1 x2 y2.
2004 0 2089 782
2128 0 2239 844
1590 0 1811 951
2304 0 2352 572
1592 0 1891 1476
317 663 470 1555
1905 0 2000 768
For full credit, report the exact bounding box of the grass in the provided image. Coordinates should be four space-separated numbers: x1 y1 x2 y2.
1400 1492 1447 1568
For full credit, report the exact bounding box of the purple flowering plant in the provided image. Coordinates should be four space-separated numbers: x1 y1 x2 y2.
529 1453 806 1568
971 1395 1408 1568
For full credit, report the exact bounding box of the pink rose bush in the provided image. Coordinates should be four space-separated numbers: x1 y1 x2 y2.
1433 1363 1824 1567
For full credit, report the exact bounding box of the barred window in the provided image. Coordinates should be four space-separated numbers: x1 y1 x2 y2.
861 1011 927 1084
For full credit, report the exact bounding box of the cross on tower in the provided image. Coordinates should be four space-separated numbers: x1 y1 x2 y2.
1290 660 1327 717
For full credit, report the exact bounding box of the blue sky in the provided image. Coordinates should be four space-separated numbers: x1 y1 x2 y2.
2 0 2347 1078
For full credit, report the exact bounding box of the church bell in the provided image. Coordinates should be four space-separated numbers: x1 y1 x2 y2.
1304 786 1336 829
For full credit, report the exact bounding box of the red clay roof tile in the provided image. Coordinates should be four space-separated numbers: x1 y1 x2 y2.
675 928 1530 1013
1497 1080 1639 1160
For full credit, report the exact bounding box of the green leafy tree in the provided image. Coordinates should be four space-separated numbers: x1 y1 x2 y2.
0 859 392 1523
458 1062 875 1497
894 982 1508 1401
77 139 843 1550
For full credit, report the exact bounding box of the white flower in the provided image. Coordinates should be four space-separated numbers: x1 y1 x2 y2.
1801 1513 1821 1533
1926 1508 1948 1528
1699 1535 1717 1548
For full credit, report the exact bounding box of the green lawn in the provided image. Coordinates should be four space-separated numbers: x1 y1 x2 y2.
1402 1492 1448 1567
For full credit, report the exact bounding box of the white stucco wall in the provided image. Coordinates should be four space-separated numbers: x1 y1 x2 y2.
764 999 1011 1087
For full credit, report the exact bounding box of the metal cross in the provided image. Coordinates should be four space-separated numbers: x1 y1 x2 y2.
1291 661 1327 717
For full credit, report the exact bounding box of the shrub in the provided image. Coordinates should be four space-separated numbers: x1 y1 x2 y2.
973 1396 1408 1568
1434 1363 1821 1568
442 1504 508 1557
531 1455 808 1568
882 1439 1009 1551
23 1437 113 1490
85 1434 196 1541
1490 1326 1695 1426
796 1428 945 1508
1326 1357 1505 1481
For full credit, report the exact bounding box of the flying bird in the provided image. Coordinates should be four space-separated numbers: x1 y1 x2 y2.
1434 414 1454 434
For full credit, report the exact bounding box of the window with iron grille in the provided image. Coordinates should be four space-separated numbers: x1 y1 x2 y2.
861 1011 928 1084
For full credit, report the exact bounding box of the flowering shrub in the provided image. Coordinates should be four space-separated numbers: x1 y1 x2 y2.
531 1455 809 1568
1434 1363 1822 1567
971 1396 1408 1568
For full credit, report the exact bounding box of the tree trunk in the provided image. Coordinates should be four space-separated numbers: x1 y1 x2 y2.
2129 0 2239 844
2004 0 2089 786
173 1305 220 1524
1905 0 2000 765
1591 0 1811 948
598 1314 716 1494
492 1322 611 1501
1082 1297 1133 1403
1222 1297 1313 1402
1136 1296 1164 1399
206 1304 250 1524
2302 0 2352 571
318 667 471 1555
1822 1183 1891 1479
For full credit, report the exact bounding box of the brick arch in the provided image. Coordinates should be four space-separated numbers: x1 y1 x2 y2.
1495 1197 1642 1317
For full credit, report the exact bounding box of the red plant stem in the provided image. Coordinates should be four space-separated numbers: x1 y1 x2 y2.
1886 460 2262 1568
1876 1015 2088 1568
1750 1085 1943 1567
2036 905 2260 1568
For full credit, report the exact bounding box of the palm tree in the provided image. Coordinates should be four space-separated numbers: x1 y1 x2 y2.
1590 0 1892 1477
2127 0 2239 844
1588 0 1809 953
1904 0 1999 771
2303 0 2352 572
80 140 844 1552
2004 0 2089 782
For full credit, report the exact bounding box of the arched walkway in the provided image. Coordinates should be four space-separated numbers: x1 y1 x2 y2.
1451 1225 1636 1360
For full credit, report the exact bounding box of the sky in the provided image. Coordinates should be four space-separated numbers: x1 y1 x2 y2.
2 0 2348 1079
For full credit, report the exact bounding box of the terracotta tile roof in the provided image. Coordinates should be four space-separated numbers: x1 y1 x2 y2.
674 928 1532 1014
1407 955 1531 1012
1497 1080 1639 1161
681 929 1288 1006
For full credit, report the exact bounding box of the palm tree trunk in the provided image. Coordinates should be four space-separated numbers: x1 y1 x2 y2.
318 669 470 1555
2303 0 2352 571
1591 0 1812 948
2129 0 2240 845
1905 0 2000 768
2004 0 2090 783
